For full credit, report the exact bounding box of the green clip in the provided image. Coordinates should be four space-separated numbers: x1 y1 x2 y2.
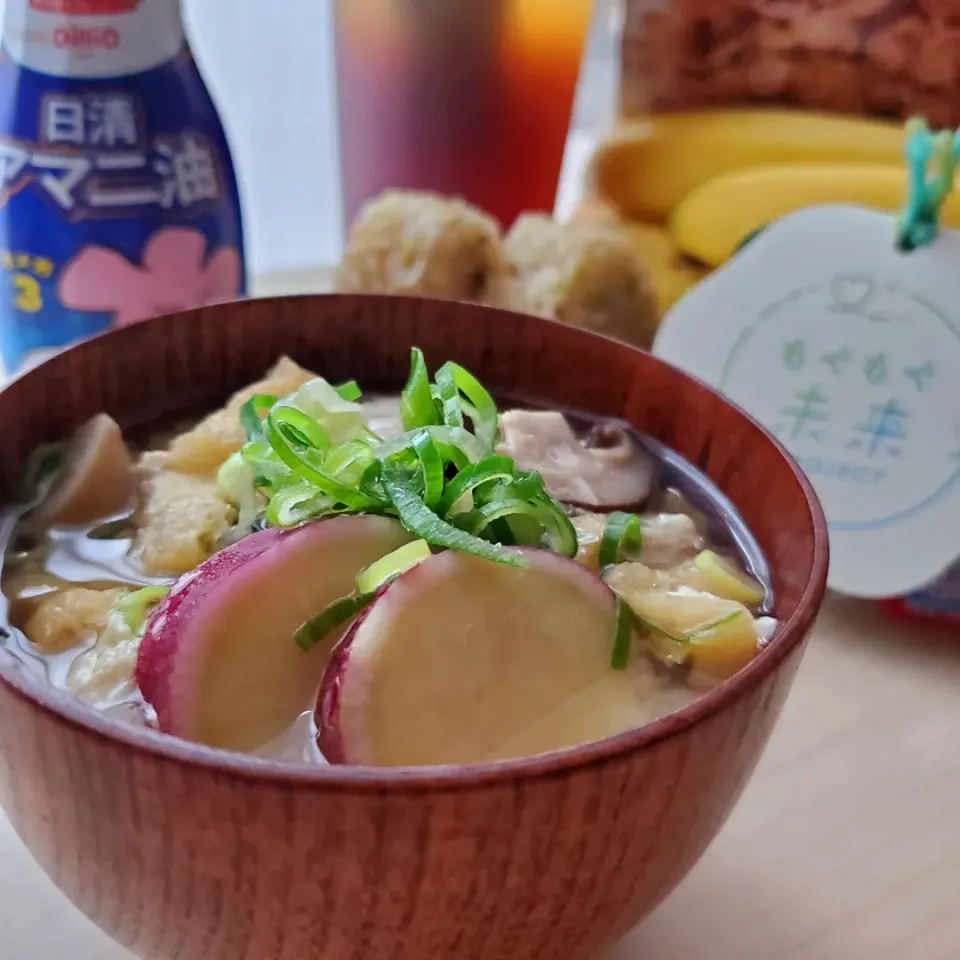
896 117 960 252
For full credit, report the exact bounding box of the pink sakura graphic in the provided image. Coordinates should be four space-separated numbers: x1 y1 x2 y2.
57 226 242 327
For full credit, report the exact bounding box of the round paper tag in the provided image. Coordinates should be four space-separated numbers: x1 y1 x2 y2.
655 205 960 598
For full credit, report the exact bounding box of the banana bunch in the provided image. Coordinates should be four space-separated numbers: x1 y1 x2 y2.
590 107 918 283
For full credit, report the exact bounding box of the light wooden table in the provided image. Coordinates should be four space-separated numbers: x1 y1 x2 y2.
2 269 959 959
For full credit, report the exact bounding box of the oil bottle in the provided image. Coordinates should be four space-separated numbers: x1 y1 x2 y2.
0 0 246 376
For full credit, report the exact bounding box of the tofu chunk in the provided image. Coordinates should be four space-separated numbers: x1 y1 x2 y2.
135 471 235 576
23 587 128 654
337 190 506 301
140 356 315 478
501 214 659 348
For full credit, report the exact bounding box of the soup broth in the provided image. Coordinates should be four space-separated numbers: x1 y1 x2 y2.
0 354 775 767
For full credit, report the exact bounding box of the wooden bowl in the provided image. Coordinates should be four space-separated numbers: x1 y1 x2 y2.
0 295 828 960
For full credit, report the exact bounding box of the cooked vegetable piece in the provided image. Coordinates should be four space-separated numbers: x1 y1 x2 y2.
693 549 765 607
605 580 744 636
136 516 412 752
66 596 147 705
134 471 236 575
686 611 761 681
34 414 134 525
316 549 652 766
603 576 761 681
574 511 700 571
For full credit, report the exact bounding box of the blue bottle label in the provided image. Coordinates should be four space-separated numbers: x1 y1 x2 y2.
0 0 246 375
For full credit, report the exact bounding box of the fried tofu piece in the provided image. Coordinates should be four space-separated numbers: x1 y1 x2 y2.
22 587 128 654
337 190 506 301
569 200 708 316
502 214 660 348
140 357 315 478
134 471 235 576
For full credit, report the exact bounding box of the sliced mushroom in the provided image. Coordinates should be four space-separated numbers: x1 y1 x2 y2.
496 409 654 509
34 414 135 526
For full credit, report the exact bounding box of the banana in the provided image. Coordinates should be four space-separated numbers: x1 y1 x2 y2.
591 109 905 221
621 222 708 313
568 201 707 313
670 163 960 267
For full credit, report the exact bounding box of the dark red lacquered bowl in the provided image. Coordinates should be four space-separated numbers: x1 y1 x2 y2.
0 295 828 960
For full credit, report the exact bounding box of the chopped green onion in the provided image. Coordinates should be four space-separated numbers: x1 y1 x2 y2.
436 456 515 515
375 426 487 465
217 452 261 542
334 380 362 402
529 495 579 557
294 591 373 650
268 405 331 454
264 411 369 509
323 439 377 489
508 469 546 502
238 394 278 442
377 462 524 567
434 363 464 430
598 512 643 568
464 498 544 538
410 431 444 508
685 610 745 640
286 378 376 446
265 482 336 528
400 348 441 430
611 597 634 670
355 539 432 595
115 586 169 634
503 513 545 547
626 609 686 644
436 361 499 451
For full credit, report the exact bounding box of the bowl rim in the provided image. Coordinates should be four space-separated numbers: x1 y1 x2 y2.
0 297 829 791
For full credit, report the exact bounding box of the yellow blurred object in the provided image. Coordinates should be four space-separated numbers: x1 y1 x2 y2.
693 550 765 607
670 163 960 267
592 109 905 221
570 201 707 314
620 222 707 313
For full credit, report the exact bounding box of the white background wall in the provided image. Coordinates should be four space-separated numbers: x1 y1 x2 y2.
181 0 343 275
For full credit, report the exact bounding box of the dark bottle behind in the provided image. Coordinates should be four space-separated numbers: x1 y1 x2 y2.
0 0 246 377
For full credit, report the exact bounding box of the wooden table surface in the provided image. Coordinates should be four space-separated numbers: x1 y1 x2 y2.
2 270 959 958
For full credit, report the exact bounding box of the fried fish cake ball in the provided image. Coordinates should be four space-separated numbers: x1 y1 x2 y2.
502 213 660 348
336 190 506 301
